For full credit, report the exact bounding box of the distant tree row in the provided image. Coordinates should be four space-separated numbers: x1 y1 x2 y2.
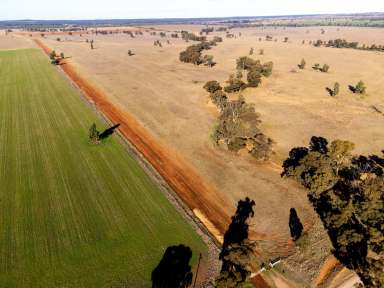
181 31 206 42
200 27 214 35
179 36 222 67
314 38 384 52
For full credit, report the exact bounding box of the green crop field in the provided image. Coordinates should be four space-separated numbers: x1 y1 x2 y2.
0 49 207 287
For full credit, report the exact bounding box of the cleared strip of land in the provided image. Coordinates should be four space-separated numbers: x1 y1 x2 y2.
34 39 271 287
0 48 207 287
34 38 232 235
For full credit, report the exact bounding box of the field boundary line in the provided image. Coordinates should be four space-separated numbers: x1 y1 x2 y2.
33 39 225 286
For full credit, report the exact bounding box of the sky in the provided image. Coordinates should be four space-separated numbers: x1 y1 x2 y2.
1 0 384 20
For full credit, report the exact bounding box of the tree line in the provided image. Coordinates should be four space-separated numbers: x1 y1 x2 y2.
282 136 384 287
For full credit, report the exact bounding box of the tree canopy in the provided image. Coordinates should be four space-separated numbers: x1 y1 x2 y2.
282 137 384 287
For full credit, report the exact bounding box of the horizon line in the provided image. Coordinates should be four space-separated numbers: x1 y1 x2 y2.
1 11 383 22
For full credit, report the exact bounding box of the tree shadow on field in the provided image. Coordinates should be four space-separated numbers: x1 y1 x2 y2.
151 244 193 288
220 197 255 271
99 124 120 140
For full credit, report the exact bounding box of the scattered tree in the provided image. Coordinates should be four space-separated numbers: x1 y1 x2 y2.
298 59 306 69
312 63 320 71
89 123 100 144
49 50 57 60
203 54 216 67
319 64 330 73
326 82 340 97
216 198 256 288
349 81 366 94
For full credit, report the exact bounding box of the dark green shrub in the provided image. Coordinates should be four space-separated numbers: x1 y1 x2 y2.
204 80 222 93
224 75 247 93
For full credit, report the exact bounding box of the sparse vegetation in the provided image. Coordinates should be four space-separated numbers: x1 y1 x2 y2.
320 64 330 73
326 82 340 96
298 59 306 69
312 63 329 72
349 81 367 94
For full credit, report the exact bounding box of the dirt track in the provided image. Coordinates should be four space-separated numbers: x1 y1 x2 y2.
33 38 271 288
34 39 230 236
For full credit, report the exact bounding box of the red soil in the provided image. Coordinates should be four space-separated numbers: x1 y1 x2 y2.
33 39 271 287
34 38 230 234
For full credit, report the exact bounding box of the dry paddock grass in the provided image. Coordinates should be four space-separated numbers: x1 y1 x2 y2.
12 25 384 286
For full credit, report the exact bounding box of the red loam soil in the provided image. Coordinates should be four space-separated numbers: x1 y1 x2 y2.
33 39 270 287
33 38 231 234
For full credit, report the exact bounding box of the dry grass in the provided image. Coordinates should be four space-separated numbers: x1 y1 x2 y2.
22 25 384 285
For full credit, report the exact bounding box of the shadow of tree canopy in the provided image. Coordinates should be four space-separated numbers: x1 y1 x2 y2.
282 136 384 287
151 244 193 288
99 124 120 140
289 208 303 241
220 197 255 271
